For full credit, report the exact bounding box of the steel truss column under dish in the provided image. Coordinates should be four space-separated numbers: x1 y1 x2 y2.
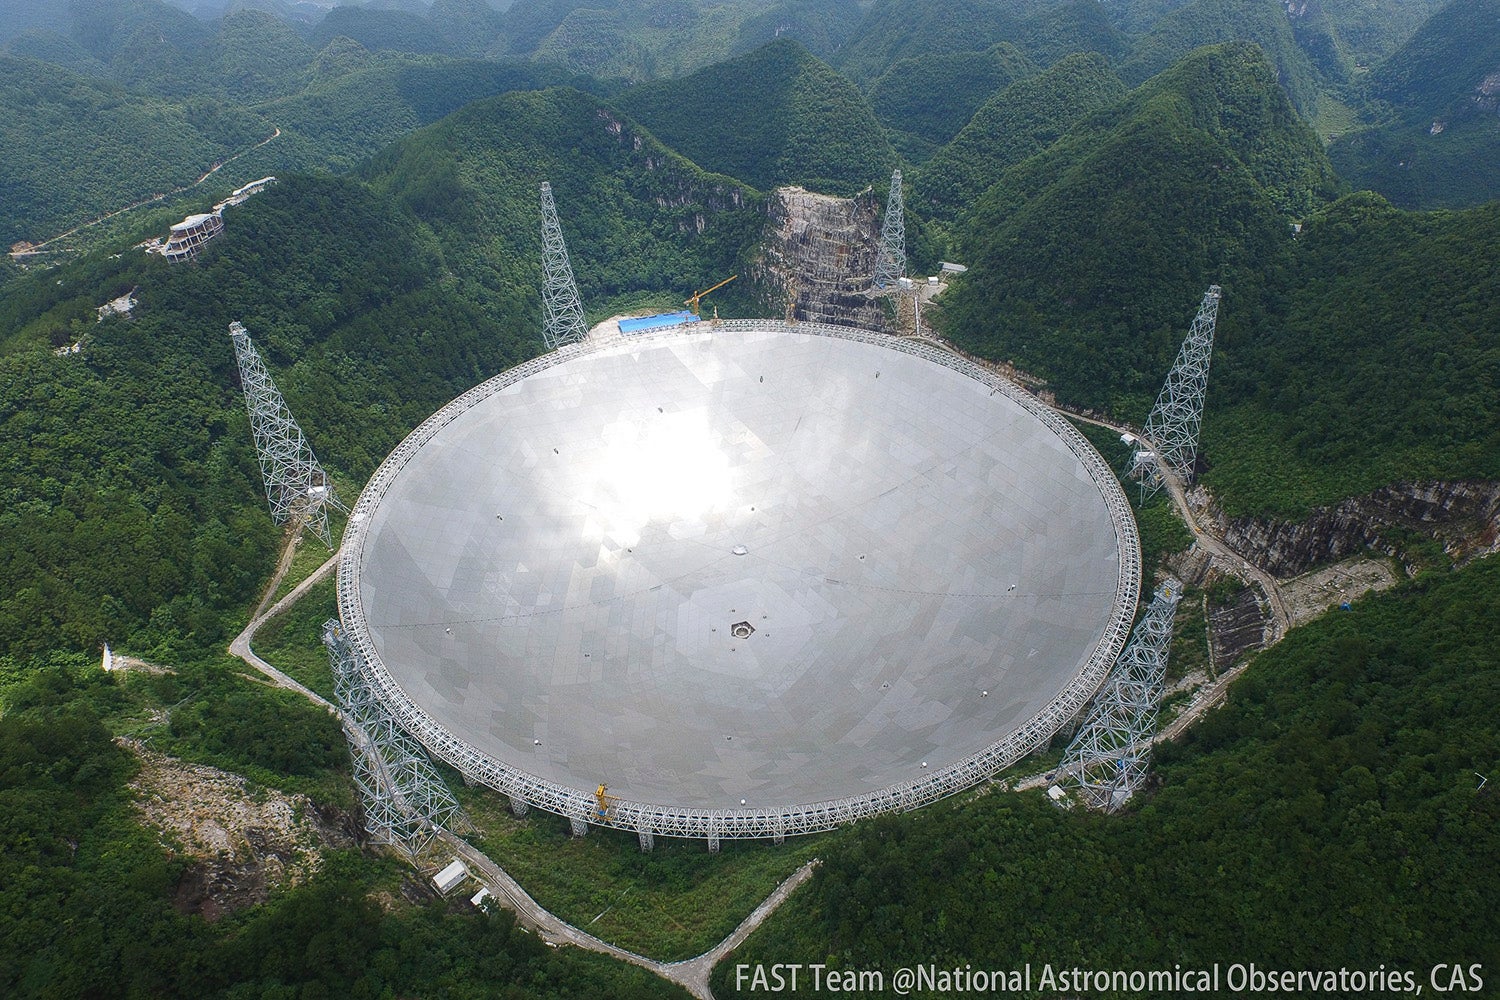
229 321 345 546
1060 577 1183 812
539 181 588 350
325 621 464 858
872 169 907 290
1136 285 1221 498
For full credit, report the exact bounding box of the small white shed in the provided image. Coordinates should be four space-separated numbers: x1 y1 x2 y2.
432 859 468 894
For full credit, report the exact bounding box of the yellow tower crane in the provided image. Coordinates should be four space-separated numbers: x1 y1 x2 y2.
685 274 737 319
594 783 621 820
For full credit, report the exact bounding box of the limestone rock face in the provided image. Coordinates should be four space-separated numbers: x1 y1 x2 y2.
1210 480 1500 578
752 186 888 330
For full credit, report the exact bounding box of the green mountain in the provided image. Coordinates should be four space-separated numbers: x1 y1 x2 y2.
206 9 317 101
1012 0 1130 67
613 38 895 195
867 43 1038 148
1318 0 1446 68
306 5 460 55
943 43 1339 409
0 55 271 246
912 52 1126 222
363 85 762 304
428 0 510 56
1367 0 1500 110
1 28 109 75
0 0 73 44
259 53 596 171
712 553 1500 994
728 0 865 61
831 0 1025 86
1117 0 1325 114
1204 193 1500 516
1328 0 1500 209
496 0 864 81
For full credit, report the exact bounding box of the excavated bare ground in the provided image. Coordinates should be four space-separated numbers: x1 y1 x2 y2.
122 738 360 921
1280 556 1399 628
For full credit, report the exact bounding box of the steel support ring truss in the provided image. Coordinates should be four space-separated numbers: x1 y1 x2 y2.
1059 577 1183 812
334 320 1143 843
325 620 464 858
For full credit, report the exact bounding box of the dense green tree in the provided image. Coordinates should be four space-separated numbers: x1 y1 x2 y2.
1328 0 1500 210
912 52 1126 222
943 44 1337 409
1116 0 1325 114
867 43 1038 147
614 38 896 196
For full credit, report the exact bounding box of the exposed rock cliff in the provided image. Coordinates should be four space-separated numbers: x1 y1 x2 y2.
751 186 888 329
1206 480 1500 578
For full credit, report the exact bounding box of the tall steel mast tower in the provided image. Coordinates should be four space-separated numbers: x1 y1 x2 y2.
229 321 344 546
325 622 464 858
539 181 588 350
872 168 907 290
1060 577 1182 812
1136 285 1222 498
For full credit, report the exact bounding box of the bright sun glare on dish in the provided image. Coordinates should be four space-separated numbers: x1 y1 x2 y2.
593 411 731 546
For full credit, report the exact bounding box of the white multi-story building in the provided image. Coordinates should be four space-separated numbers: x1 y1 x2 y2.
161 212 224 262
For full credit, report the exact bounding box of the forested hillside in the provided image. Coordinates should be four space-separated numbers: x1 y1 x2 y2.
1115 0 1325 113
0 19 600 245
911 52 1126 223
867 42 1037 151
942 43 1339 406
260 54 597 172
613 38 895 195
0 176 494 660
0 55 271 245
1203 193 1500 516
713 554 1500 994
470 0 864 80
365 85 762 309
1328 0 1500 209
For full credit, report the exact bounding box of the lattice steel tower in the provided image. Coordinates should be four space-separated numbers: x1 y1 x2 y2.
324 621 465 858
1060 577 1182 812
1136 285 1222 497
539 181 588 350
872 169 907 290
229 321 344 546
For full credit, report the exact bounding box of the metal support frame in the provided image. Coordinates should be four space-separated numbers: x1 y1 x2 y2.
1137 286 1221 498
230 321 346 546
872 169 906 290
1060 578 1183 812
335 320 1142 842
539 182 588 350
325 621 464 859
